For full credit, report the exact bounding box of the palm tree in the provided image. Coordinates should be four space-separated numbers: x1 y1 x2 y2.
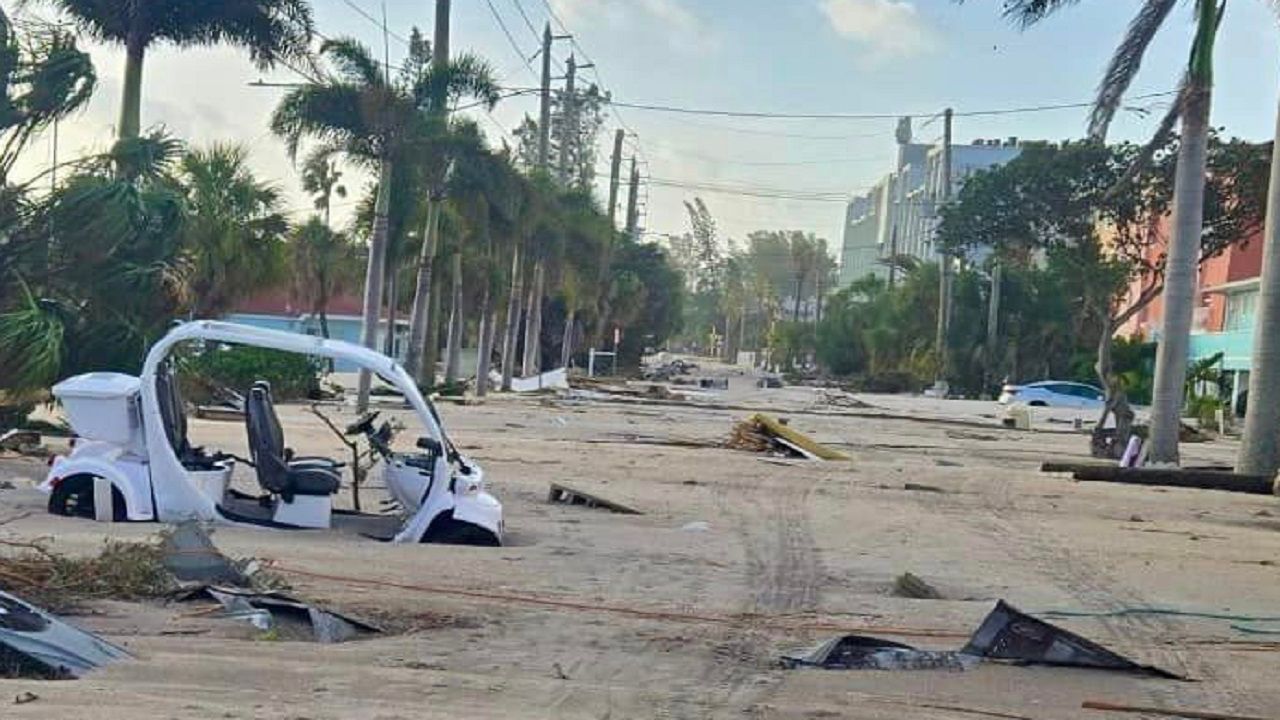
288 216 358 339
300 151 345 227
1238 73 1280 479
272 38 406 408
38 0 314 140
974 0 1225 464
175 144 287 317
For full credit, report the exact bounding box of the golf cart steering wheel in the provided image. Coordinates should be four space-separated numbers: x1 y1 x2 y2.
344 411 381 437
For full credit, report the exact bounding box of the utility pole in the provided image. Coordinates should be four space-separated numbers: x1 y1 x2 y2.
933 107 953 391
624 157 640 240
607 129 625 228
985 262 1002 395
558 54 576 184
537 23 553 172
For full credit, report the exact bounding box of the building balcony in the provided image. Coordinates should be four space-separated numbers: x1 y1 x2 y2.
1188 328 1254 371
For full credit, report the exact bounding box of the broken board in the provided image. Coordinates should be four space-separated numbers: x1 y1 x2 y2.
1071 466 1274 495
548 482 642 515
751 414 851 461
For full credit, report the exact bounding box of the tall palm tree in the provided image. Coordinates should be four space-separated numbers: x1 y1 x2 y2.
175 144 287 317
38 0 314 140
971 0 1225 464
299 151 345 227
1238 58 1280 479
288 216 358 340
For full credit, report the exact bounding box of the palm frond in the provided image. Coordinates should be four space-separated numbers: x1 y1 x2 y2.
270 83 373 161
0 278 67 392
319 37 384 87
1089 0 1177 140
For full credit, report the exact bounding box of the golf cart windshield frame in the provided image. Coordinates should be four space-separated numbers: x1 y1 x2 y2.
140 320 444 523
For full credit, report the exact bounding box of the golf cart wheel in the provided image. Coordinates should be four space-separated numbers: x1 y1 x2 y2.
48 474 126 522
422 511 501 547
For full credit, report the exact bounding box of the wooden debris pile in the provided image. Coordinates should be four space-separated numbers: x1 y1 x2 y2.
725 414 851 461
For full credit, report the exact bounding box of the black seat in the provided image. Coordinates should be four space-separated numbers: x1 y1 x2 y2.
244 383 340 500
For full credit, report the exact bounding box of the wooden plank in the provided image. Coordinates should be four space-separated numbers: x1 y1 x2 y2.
751 413 851 461
1071 466 1274 495
1040 461 1113 473
1083 699 1271 720
547 482 643 515
195 405 244 422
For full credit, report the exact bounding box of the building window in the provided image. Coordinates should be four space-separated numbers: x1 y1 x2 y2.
1226 289 1258 331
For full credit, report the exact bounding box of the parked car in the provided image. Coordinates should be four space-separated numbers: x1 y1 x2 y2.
998 381 1105 409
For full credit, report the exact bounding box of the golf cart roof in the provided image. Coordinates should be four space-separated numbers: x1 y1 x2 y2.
149 320 400 377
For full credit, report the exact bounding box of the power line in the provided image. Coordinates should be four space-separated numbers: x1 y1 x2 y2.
508 0 541 42
482 0 541 82
337 0 410 46
603 90 1178 121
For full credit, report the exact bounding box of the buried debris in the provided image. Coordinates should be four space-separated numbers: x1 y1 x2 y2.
892 572 943 600
182 586 380 643
782 600 1182 679
1081 700 1271 720
1070 466 1273 496
0 590 129 679
725 414 851 461
548 482 643 515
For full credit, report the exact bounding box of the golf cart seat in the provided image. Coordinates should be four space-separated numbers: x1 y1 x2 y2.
245 383 340 500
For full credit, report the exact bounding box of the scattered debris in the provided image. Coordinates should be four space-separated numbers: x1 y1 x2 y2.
0 429 39 451
697 377 729 390
725 414 851 461
497 368 569 393
783 600 1181 679
1041 461 1114 474
757 375 785 389
0 590 130 679
193 405 244 422
680 521 710 532
903 483 947 494
1128 515 1146 523
643 359 697 381
934 459 963 467
1003 405 1032 430
0 536 175 611
1071 466 1274 495
781 634 977 671
1082 699 1269 720
892 572 943 600
159 522 251 586
946 430 1000 442
548 482 642 515
185 586 380 643
14 691 38 704
963 601 1183 678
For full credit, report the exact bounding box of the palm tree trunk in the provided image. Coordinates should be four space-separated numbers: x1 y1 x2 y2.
445 251 464 383
119 37 145 140
383 265 398 357
475 283 494 397
1236 93 1280 481
1148 82 1212 465
560 307 576 369
356 157 393 412
522 261 543 377
792 278 802 322
405 199 440 382
501 246 523 390
424 260 442 387
318 306 330 339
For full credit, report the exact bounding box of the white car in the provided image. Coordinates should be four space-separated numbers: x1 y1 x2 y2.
998 381 1105 409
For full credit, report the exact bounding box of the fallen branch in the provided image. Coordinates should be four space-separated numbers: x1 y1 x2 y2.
1071 466 1273 495
1082 699 1271 720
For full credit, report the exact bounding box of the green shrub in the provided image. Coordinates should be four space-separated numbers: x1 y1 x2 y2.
182 345 320 403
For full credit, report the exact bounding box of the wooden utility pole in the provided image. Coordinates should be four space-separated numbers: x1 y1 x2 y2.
607 129 625 228
537 23 553 172
558 54 576 184
934 107 954 388
624 157 640 239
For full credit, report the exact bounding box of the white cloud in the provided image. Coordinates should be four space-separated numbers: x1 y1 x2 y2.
819 0 937 59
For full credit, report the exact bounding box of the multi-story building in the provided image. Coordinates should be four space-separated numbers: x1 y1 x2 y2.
1116 218 1264 414
839 118 1023 286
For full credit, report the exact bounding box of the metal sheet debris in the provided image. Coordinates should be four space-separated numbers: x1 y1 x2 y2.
782 600 1182 679
0 590 129 679
196 586 381 643
159 522 250 586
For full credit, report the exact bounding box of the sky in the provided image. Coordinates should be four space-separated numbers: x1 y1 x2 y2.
11 0 1280 257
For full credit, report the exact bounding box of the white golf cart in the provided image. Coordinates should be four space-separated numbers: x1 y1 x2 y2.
40 320 503 545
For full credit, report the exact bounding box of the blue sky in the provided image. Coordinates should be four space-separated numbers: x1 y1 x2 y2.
15 0 1280 250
